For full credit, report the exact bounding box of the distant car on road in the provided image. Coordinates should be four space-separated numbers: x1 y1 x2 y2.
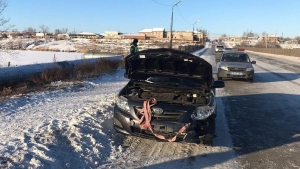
217 51 256 82
113 48 225 146
215 45 224 52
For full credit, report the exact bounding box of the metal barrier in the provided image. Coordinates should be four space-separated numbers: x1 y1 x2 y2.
243 47 300 57
0 55 123 85
178 45 205 52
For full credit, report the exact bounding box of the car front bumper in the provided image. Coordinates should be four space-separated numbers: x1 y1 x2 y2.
217 68 254 79
113 102 215 143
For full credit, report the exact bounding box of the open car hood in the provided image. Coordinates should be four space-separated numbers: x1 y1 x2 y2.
124 48 213 86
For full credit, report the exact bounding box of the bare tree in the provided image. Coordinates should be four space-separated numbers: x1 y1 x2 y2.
243 30 256 37
282 37 291 41
17 39 23 49
0 0 17 66
11 28 18 33
54 28 68 35
54 29 61 35
39 24 50 43
0 0 13 31
221 34 227 37
11 28 18 38
71 29 77 34
26 27 36 37
61 28 68 34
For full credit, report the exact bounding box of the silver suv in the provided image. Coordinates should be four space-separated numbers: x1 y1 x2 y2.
216 51 256 82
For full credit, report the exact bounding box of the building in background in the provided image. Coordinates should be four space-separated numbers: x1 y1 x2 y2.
120 34 146 40
139 28 165 40
69 32 102 39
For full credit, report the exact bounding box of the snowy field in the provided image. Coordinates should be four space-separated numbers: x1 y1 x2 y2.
1 43 300 168
0 50 83 67
0 45 122 83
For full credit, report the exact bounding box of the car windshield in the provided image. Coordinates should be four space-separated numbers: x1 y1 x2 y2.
221 53 250 62
217 46 224 49
144 76 199 87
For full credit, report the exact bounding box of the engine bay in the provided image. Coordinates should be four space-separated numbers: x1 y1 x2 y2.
123 81 210 106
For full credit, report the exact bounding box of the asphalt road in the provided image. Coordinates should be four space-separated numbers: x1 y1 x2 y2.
217 51 300 168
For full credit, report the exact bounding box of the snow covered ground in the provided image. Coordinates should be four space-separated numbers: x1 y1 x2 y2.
0 71 129 168
0 50 83 67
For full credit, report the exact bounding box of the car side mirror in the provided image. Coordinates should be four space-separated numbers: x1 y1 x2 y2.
251 61 256 64
216 59 220 62
211 80 225 88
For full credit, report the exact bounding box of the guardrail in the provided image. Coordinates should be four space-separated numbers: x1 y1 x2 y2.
243 47 300 57
0 55 123 85
178 45 205 52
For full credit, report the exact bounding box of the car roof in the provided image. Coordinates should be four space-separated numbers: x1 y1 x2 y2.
222 51 246 54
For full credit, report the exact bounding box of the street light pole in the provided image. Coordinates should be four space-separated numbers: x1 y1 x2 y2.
192 20 199 47
169 0 182 49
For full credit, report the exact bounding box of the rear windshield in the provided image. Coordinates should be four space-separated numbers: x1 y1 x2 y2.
217 45 224 49
221 53 250 62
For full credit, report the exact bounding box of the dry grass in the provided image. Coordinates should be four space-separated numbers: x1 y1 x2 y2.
2 87 12 95
0 58 122 97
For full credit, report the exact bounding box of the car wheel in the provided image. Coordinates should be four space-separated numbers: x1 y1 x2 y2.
248 78 253 83
200 118 216 146
201 135 214 146
217 76 222 80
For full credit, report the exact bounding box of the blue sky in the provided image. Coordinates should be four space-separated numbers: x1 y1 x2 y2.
3 0 300 38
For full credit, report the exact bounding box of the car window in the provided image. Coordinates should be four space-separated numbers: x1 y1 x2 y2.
221 53 250 62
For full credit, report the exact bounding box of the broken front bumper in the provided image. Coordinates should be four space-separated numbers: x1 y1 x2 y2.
113 102 215 143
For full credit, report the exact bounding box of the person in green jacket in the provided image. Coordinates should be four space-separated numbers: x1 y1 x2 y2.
130 39 139 54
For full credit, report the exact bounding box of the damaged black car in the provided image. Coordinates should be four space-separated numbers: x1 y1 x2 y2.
113 48 224 146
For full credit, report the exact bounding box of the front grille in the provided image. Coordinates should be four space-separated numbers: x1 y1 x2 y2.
226 74 246 78
154 111 185 120
130 126 185 142
228 67 246 72
134 106 186 121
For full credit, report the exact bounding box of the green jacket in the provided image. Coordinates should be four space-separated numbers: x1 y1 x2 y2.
130 44 139 54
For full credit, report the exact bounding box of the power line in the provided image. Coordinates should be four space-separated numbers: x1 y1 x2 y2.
175 5 191 25
152 0 172 6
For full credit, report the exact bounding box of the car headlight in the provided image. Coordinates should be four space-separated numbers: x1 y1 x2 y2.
115 96 130 113
219 65 228 71
246 67 253 71
191 101 216 120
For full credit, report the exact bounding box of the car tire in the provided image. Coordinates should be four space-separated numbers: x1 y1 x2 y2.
217 76 222 80
248 78 253 83
200 118 216 146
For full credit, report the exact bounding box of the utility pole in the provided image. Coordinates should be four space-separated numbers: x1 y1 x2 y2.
265 34 268 48
193 20 199 48
169 0 182 49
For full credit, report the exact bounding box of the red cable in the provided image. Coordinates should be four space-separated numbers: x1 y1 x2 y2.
136 98 190 142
